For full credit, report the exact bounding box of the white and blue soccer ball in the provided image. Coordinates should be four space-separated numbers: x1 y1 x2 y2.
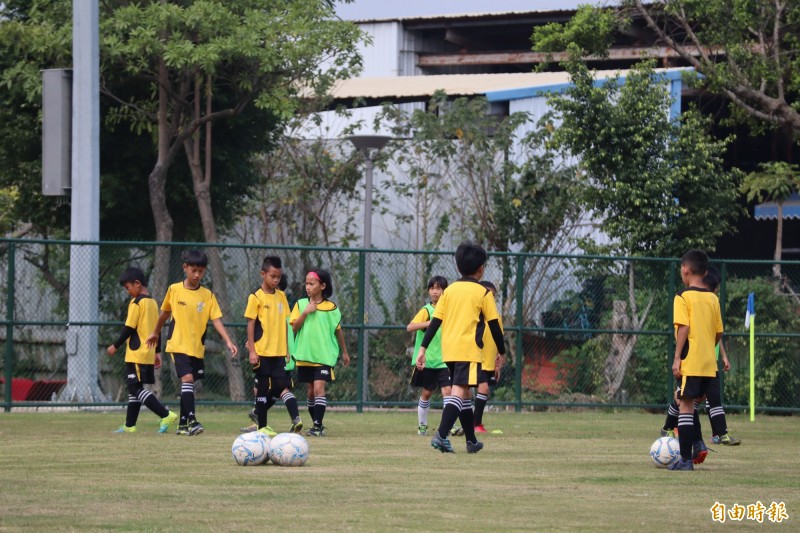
650 436 680 468
232 431 270 466
268 432 309 467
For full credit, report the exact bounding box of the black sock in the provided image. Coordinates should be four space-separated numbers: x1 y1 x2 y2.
181 382 196 422
307 398 315 420
437 396 462 439
282 391 300 421
125 395 141 427
459 399 477 443
693 408 703 441
313 396 327 426
138 389 169 419
474 393 488 426
663 401 679 430
677 413 695 461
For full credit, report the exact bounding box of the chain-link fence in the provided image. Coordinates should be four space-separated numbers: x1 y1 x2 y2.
2 238 799 413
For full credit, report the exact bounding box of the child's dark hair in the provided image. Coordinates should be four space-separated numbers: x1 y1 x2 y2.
119 267 147 287
455 241 487 277
681 249 708 276
279 274 288 292
312 269 334 299
262 255 282 271
703 265 720 292
479 280 497 292
427 275 448 291
182 249 208 267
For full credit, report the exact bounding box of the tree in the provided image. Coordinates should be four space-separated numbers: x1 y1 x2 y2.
534 1 800 133
741 161 800 279
100 0 363 400
548 59 742 400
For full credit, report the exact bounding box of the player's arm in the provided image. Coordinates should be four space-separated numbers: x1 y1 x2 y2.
146 310 171 348
291 301 317 333
107 326 135 356
673 325 689 377
211 317 238 358
718 336 730 371
246 318 258 365
407 320 430 332
487 319 505 355
335 327 350 366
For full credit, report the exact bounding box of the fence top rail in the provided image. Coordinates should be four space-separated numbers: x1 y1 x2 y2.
3 237 800 266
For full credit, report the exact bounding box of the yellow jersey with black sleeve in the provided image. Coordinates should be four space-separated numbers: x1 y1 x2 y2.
243 288 290 357
161 282 222 359
289 298 342 367
480 314 503 371
673 286 723 377
123 295 159 365
432 277 500 363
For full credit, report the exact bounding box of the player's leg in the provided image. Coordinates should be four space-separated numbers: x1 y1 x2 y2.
308 377 327 436
254 366 271 431
669 394 697 470
474 379 490 432
115 364 142 433
281 387 303 433
418 387 433 435
706 374 740 445
661 401 679 437
134 363 177 433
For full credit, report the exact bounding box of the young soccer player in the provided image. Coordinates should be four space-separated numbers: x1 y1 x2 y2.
668 250 723 471
660 266 740 445
473 280 506 433
407 275 451 436
107 267 178 434
146 250 238 436
290 269 350 437
417 242 506 453
244 256 303 436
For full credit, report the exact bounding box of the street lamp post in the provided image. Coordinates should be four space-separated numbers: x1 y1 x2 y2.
347 135 391 407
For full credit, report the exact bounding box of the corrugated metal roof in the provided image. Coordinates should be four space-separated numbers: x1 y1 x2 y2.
326 69 690 101
347 9 576 24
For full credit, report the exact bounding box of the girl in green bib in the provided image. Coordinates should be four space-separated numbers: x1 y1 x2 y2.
290 269 350 436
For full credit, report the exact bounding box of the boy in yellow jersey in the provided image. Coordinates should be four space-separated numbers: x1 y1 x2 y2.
408 275 451 436
473 280 506 433
244 256 303 436
416 242 505 453
668 249 723 471
146 250 238 436
107 267 178 434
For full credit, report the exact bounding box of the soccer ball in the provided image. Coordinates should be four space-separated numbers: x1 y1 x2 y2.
268 432 309 467
649 436 680 468
231 431 270 466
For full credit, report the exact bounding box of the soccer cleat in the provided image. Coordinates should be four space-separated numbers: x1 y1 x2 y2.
474 424 487 433
176 424 190 436
113 425 136 433
239 424 257 433
418 424 428 436
289 417 304 434
158 411 179 434
450 426 465 437
248 409 257 424
717 433 741 446
466 440 484 453
431 433 455 453
188 420 205 436
667 458 694 471
660 428 677 438
258 425 277 437
692 440 708 464
306 425 326 437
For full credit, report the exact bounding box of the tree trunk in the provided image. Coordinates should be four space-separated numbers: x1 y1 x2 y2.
181 75 246 401
605 300 637 402
773 201 784 279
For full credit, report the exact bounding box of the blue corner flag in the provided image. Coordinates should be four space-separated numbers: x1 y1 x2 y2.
744 292 755 329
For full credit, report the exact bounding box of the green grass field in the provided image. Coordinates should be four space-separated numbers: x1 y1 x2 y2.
0 408 797 531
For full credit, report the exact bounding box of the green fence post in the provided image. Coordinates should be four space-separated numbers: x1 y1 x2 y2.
719 261 727 405
667 259 675 404
356 251 365 413
4 242 15 412
515 254 524 413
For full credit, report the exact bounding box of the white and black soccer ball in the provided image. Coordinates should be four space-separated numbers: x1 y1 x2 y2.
650 436 680 468
232 431 270 466
268 432 309 467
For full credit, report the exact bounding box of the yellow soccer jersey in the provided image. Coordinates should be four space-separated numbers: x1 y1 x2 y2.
673 287 723 377
480 315 503 371
124 295 159 365
432 278 500 363
161 282 222 359
244 288 290 357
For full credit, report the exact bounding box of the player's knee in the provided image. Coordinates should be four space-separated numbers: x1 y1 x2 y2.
127 381 143 397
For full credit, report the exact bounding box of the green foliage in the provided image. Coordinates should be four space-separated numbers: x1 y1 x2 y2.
549 60 742 258
532 5 622 58
741 161 800 204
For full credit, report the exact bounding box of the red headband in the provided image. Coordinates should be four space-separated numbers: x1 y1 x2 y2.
307 271 321 281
